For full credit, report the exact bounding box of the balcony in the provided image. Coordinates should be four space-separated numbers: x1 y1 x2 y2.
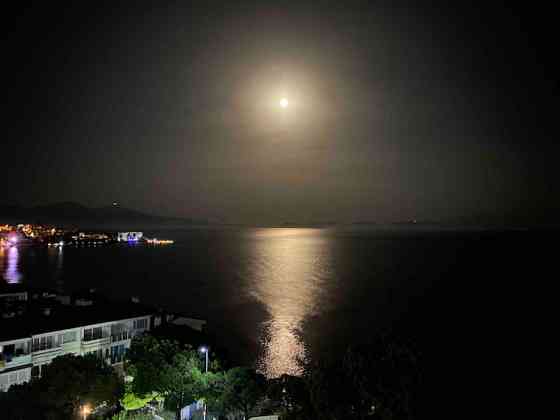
32 346 63 365
81 336 110 352
110 330 132 343
83 331 108 342
32 343 61 353
0 353 32 371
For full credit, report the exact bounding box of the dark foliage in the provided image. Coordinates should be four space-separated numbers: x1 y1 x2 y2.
0 354 123 420
306 333 420 420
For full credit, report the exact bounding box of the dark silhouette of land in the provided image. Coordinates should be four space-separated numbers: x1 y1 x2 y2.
0 202 206 227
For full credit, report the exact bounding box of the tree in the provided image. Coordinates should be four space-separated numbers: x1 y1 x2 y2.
307 333 420 420
120 381 163 411
39 353 123 419
343 335 420 420
1 353 123 420
265 374 313 420
220 367 266 419
0 381 43 420
199 370 227 416
126 335 207 419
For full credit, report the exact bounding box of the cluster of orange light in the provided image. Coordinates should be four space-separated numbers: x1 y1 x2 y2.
0 224 14 233
19 224 62 239
145 238 174 245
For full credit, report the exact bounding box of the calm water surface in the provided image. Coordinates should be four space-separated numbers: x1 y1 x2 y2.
0 227 549 379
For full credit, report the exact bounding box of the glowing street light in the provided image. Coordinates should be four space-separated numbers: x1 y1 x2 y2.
82 405 90 420
198 346 210 420
199 346 209 373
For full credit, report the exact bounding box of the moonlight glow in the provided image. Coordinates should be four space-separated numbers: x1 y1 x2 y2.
280 98 289 108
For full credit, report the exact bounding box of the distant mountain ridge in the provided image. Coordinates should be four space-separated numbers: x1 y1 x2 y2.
0 202 205 226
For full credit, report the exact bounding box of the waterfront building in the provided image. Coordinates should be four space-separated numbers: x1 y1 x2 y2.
0 291 152 392
117 232 143 242
76 232 110 240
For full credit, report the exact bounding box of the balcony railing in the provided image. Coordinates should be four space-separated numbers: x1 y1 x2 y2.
83 332 109 342
111 331 131 343
0 350 31 363
0 353 32 369
32 343 61 352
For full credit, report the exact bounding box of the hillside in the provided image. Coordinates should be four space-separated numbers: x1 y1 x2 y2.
0 202 205 227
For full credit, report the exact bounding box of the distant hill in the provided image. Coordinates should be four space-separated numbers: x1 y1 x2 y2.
0 202 206 227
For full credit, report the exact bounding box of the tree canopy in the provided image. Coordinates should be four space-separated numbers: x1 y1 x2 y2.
126 335 268 419
307 334 420 420
126 335 207 415
1 353 123 420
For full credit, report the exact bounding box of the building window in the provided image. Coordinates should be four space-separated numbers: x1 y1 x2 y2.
32 336 56 351
133 318 147 330
2 344 15 361
31 366 40 378
111 329 129 342
83 327 103 341
110 323 130 342
63 331 77 343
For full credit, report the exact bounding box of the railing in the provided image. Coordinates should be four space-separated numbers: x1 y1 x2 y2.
83 332 109 342
110 330 130 343
32 343 61 352
0 352 31 362
0 353 32 370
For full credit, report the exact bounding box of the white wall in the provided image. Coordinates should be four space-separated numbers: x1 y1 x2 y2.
0 367 31 392
0 315 151 392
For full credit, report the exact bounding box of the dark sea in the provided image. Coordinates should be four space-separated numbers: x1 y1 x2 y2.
1 226 552 415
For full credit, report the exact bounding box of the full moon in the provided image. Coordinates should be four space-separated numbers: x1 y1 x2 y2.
280 98 289 108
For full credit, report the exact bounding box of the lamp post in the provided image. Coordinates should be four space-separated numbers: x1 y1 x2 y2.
82 405 90 420
199 346 209 373
199 346 209 420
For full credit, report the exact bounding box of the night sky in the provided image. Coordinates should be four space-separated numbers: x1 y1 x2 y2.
5 1 557 224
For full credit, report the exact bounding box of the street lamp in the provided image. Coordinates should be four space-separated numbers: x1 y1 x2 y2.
199 346 210 420
199 346 209 373
81 404 90 420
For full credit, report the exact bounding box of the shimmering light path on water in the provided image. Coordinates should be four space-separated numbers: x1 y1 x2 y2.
2 227 538 382
247 229 332 377
0 245 22 284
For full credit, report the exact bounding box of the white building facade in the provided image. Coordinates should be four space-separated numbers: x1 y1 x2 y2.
117 232 143 242
0 314 151 392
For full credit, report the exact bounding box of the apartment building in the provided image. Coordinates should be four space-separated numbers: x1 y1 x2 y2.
0 292 152 392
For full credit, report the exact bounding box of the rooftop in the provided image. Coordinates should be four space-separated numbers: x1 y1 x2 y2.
0 291 153 342
0 284 28 295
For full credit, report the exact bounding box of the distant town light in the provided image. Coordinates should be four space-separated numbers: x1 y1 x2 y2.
146 237 174 245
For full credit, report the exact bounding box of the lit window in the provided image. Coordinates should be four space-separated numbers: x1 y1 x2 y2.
133 319 147 330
